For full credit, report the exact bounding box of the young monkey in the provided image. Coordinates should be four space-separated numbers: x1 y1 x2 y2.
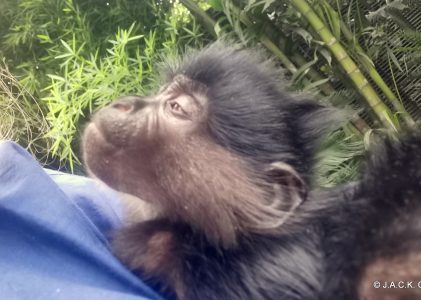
83 42 342 300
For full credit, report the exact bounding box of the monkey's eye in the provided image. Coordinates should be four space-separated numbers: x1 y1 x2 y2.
167 100 189 118
170 101 181 111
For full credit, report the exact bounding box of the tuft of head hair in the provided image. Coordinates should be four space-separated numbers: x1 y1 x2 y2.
362 129 421 213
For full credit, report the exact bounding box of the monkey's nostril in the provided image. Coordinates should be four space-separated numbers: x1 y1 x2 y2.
112 102 133 112
112 96 149 112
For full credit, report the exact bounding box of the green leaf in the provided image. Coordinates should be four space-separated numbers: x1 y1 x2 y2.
322 3 341 40
47 74 66 82
387 48 403 72
208 0 223 11
291 52 318 83
319 48 332 66
37 34 51 42
293 28 313 45
303 78 330 92
355 50 375 70
214 20 223 36
60 39 73 54
127 34 143 42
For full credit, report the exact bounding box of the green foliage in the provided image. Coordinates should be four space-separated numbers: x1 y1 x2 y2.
42 25 148 167
314 128 365 187
0 0 209 170
2 0 420 186
1 0 208 93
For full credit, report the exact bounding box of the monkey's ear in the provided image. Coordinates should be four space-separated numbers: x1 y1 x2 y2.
266 162 307 213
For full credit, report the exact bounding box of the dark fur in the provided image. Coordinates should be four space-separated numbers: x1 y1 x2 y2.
83 42 421 300
319 131 421 300
114 203 325 300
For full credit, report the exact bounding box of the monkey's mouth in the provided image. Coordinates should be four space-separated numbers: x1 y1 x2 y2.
85 122 108 143
86 119 130 150
83 122 121 155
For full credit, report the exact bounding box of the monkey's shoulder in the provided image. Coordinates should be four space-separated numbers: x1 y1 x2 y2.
113 219 323 300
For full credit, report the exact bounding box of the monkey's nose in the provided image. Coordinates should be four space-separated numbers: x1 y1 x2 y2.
111 96 148 112
112 101 132 112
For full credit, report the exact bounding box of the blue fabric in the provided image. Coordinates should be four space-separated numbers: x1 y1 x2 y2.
0 141 162 300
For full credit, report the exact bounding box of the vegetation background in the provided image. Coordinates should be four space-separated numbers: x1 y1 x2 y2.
0 0 420 186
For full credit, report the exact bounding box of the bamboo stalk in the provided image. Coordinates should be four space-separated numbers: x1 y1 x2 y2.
330 3 414 125
231 2 370 133
292 0 396 131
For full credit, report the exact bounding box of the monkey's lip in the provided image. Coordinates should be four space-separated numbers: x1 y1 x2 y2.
85 122 105 140
85 122 121 151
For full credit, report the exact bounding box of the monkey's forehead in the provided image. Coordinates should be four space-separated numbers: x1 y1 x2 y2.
169 74 209 96
167 42 281 92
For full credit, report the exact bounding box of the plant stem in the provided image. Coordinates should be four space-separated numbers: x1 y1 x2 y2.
334 5 414 125
180 0 370 134
292 0 396 131
179 0 217 38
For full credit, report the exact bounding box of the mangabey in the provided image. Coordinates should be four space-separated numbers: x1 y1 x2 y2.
82 42 339 300
318 130 421 300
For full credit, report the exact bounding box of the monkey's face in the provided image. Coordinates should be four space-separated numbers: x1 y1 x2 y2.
83 45 309 246
83 74 209 201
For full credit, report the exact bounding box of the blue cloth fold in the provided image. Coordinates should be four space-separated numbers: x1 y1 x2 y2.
0 141 161 300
